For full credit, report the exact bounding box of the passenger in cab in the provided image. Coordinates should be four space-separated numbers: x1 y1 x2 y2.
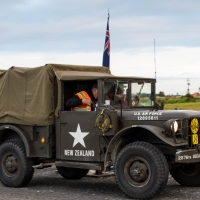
66 84 98 111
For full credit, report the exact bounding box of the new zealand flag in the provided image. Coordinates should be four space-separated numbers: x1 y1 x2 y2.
102 14 110 68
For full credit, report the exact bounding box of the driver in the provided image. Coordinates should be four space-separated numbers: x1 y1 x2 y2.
106 85 128 106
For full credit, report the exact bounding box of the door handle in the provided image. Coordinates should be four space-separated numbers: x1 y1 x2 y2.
61 121 67 124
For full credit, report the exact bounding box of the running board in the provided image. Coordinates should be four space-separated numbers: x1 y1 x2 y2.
55 161 103 170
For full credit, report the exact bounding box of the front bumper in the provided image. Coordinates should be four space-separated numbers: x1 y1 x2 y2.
175 149 200 163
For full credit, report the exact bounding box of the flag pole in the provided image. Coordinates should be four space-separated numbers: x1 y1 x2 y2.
102 10 110 68
154 39 156 79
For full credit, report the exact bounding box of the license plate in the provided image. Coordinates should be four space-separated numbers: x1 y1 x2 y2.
176 149 200 163
192 134 198 145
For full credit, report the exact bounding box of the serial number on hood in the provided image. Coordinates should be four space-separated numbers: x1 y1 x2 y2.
137 116 158 120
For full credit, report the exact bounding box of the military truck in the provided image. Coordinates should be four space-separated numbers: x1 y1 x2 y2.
0 64 200 199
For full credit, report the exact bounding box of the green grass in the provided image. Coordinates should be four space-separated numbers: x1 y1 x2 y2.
157 97 200 104
164 102 200 110
156 96 200 110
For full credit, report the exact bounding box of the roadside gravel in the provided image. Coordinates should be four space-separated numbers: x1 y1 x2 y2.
0 166 199 200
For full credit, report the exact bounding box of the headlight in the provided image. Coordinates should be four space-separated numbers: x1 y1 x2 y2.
163 119 179 134
190 118 199 134
173 121 178 133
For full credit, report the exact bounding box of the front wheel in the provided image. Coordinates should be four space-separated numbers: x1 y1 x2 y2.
0 139 34 187
57 167 89 179
115 142 169 200
170 163 200 186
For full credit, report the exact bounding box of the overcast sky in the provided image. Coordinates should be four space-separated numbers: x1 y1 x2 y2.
0 0 200 95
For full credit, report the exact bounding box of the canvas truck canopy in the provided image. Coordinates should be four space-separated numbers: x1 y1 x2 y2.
0 64 111 126
55 71 156 82
55 70 113 80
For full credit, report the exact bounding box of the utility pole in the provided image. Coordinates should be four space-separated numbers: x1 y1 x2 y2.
187 78 190 94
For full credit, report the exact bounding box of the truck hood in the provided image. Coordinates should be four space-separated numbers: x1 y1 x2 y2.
121 110 200 121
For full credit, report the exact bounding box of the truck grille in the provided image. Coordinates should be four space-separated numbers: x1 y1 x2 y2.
172 119 189 143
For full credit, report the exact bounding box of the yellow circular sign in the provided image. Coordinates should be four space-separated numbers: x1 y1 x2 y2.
41 138 46 143
190 118 199 134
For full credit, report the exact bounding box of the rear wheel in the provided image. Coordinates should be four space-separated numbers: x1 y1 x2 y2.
57 167 89 179
0 139 34 187
115 141 169 200
170 163 200 186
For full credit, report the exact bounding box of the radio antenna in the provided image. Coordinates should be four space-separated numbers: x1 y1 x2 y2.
154 39 156 79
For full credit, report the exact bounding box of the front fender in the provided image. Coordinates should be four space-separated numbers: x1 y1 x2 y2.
0 124 31 156
104 125 187 170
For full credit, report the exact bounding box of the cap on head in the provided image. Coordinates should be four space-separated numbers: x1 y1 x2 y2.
92 83 97 90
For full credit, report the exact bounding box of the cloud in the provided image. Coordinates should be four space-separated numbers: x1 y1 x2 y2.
0 46 199 95
1 0 200 53
0 1 200 95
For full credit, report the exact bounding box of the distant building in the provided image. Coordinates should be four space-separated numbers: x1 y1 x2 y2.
193 92 200 98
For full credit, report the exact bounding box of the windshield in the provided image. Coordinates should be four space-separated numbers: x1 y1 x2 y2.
103 80 154 107
131 82 154 106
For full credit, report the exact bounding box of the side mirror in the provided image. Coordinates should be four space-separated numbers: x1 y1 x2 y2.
114 94 124 104
161 100 165 110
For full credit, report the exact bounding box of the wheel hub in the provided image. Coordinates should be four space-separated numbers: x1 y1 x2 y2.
130 161 147 181
5 155 18 173
2 152 19 177
124 156 151 188
180 163 200 176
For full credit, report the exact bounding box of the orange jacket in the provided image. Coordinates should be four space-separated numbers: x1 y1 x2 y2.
71 91 91 111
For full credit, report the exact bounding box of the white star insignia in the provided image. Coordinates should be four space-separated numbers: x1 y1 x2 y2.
69 123 89 148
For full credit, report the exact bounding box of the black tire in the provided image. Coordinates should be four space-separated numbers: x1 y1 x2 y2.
115 141 169 200
0 139 34 187
170 163 200 186
57 167 89 179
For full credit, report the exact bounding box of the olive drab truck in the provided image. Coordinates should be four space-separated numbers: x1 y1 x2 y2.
0 63 200 199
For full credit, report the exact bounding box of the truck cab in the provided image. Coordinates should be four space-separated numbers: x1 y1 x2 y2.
55 72 157 165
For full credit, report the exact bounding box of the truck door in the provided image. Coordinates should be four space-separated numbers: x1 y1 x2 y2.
59 111 100 161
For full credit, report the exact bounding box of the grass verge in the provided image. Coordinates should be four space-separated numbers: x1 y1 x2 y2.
164 102 200 110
